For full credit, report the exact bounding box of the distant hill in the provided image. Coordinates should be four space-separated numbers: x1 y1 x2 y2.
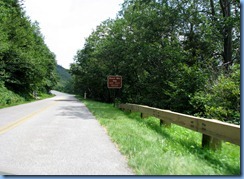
56 65 71 82
55 65 74 93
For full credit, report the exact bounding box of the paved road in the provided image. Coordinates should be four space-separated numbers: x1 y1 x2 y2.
0 91 133 175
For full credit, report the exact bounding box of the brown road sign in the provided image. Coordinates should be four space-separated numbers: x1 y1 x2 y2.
107 76 122 89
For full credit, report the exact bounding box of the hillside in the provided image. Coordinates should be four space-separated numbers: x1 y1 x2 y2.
56 65 71 83
54 65 74 93
0 0 57 106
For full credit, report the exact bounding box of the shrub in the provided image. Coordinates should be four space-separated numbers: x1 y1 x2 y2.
191 64 240 124
0 82 25 107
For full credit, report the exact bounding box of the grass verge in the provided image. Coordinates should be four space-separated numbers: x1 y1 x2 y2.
0 91 55 109
80 98 240 175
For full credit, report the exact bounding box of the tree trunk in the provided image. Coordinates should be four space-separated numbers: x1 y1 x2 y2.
220 0 233 70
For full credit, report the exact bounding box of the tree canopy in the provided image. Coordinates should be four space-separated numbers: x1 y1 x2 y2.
0 0 57 98
71 0 240 124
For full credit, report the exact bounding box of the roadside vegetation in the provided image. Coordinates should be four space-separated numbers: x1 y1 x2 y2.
0 83 25 108
54 65 74 94
71 0 240 125
0 82 54 109
81 99 240 175
0 0 58 107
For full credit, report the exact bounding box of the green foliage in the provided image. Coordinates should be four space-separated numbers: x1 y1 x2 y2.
191 64 240 124
54 65 74 93
0 82 25 107
0 0 57 98
70 0 240 123
82 99 240 175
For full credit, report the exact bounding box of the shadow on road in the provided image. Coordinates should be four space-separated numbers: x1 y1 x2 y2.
57 104 96 120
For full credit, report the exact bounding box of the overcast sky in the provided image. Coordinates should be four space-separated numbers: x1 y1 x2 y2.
23 0 124 69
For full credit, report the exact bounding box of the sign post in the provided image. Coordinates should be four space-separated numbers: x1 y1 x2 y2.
107 75 122 106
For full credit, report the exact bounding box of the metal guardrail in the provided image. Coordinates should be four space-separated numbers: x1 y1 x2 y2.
119 103 240 149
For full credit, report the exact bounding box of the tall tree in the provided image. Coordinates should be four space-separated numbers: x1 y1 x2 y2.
0 0 57 96
71 0 240 123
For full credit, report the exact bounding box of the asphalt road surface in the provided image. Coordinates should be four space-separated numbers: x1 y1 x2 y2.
0 91 133 175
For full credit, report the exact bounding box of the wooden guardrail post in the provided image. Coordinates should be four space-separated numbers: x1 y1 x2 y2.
202 134 222 150
160 119 171 128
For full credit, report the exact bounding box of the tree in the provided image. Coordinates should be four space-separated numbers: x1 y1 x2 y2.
71 0 240 123
0 0 57 97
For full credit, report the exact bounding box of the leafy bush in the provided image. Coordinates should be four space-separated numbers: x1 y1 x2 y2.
0 82 25 107
191 64 240 124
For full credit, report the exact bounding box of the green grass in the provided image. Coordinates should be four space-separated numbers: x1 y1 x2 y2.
0 86 55 109
80 98 240 175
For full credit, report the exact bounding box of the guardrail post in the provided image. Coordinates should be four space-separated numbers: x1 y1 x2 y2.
160 119 171 128
141 113 149 118
202 134 222 150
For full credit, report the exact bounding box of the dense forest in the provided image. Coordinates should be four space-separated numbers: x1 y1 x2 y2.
0 0 57 105
0 0 240 124
70 0 240 124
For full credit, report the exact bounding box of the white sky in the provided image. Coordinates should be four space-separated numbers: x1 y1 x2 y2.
23 0 124 69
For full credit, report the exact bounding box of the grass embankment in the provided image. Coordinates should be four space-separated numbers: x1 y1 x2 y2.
0 86 54 109
81 99 240 175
